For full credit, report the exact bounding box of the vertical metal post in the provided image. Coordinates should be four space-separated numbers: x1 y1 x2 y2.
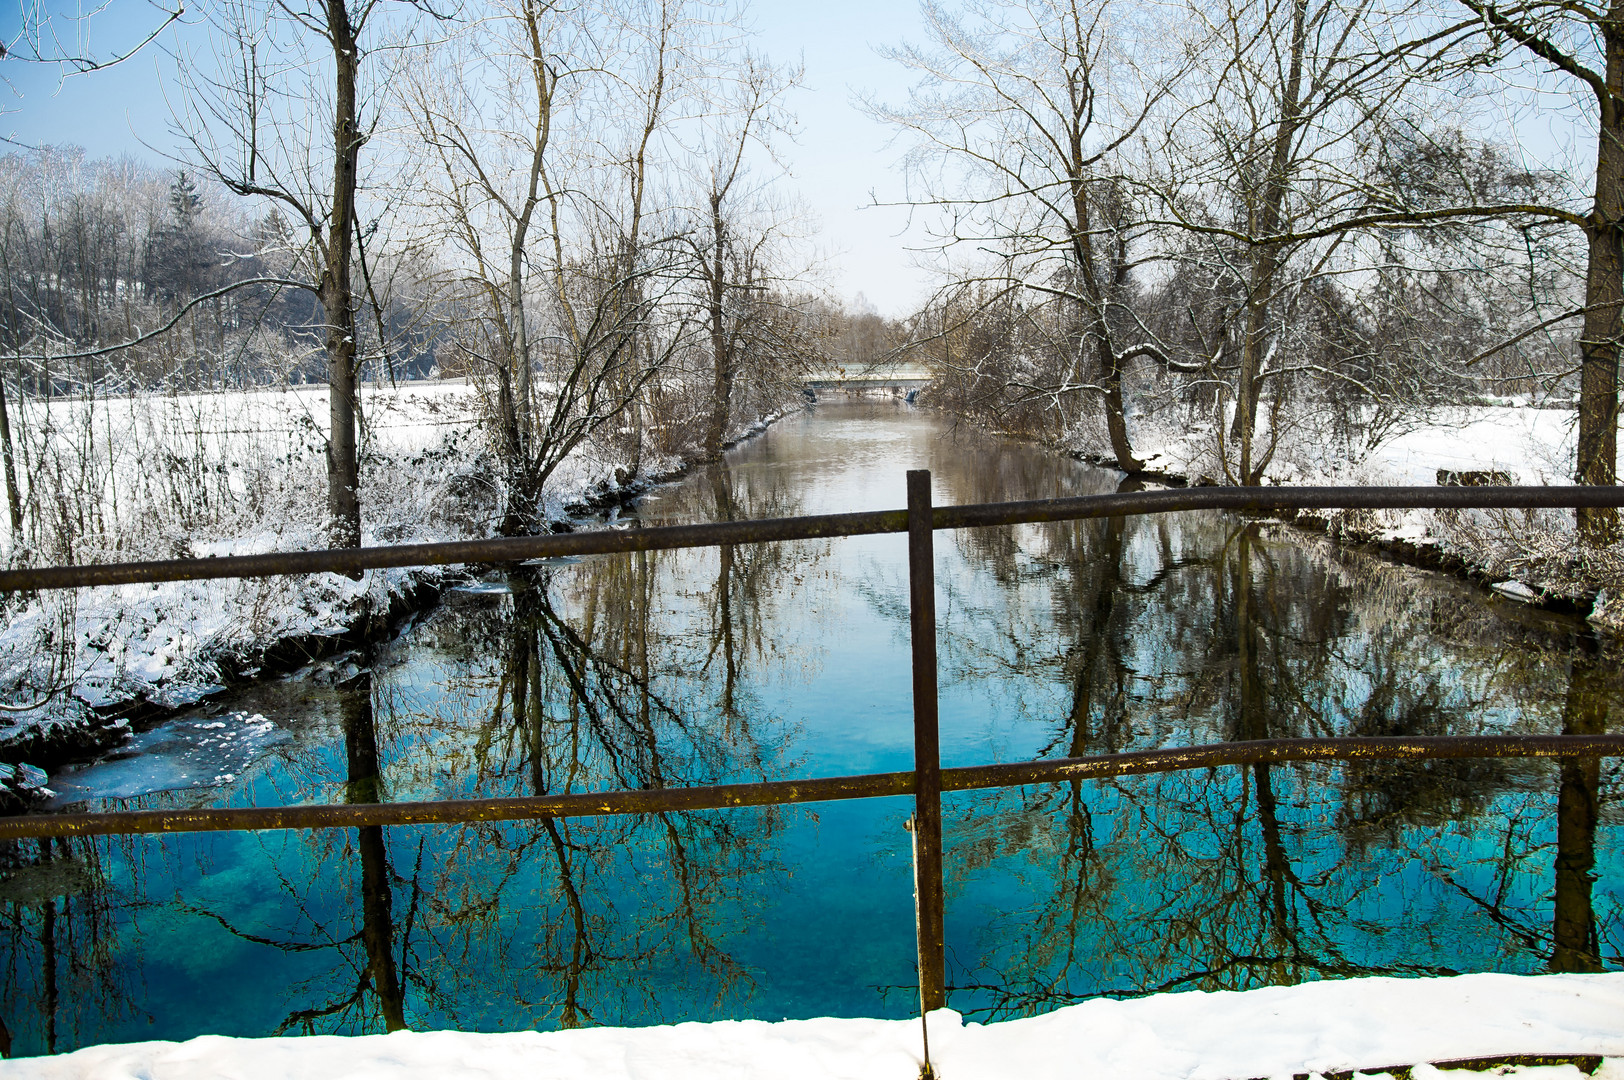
907 469 947 1015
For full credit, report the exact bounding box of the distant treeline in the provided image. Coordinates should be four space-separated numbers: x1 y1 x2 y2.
0 151 432 391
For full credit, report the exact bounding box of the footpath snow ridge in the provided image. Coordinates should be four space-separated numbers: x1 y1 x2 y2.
10 972 1624 1079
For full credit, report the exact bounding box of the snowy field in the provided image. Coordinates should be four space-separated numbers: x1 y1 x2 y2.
15 378 480 462
4 379 487 562
1364 407 1578 488
8 973 1622 1079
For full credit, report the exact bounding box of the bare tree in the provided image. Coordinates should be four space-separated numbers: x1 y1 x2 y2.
172 0 410 547
872 0 1176 470
685 52 804 462
403 0 705 532
2 0 182 78
1144 0 1514 485
1439 0 1624 542
2 0 184 153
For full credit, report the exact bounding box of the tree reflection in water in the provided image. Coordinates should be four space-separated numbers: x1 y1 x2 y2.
354 524 796 1032
1552 631 1609 973
942 508 1621 1021
0 506 797 1052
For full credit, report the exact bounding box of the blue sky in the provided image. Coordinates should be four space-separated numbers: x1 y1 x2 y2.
0 0 938 316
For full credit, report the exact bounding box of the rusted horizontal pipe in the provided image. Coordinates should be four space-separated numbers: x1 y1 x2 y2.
936 483 1624 531
3 735 1619 840
0 509 908 592
0 770 919 840
4 485 1622 592
939 734 1624 792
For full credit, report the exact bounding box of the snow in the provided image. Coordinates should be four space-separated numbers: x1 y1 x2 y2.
1369 408 1577 488
1122 403 1610 610
1130 405 1577 490
1491 580 1542 603
43 710 286 804
16 379 482 463
0 383 795 777
7 973 1623 1079
0 379 488 757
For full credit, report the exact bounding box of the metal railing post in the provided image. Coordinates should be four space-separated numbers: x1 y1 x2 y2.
906 469 947 1015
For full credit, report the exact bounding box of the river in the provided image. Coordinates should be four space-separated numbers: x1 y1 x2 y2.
1 399 1617 1056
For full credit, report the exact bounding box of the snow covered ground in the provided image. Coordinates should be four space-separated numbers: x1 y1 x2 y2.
1125 403 1612 612
0 378 713 777
0 381 487 773
8 972 1622 1079
1362 408 1578 488
1131 404 1579 490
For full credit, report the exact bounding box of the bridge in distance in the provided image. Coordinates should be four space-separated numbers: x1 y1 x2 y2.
801 364 935 400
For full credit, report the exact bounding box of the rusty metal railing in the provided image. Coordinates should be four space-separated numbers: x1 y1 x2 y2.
2 482 1620 592
4 475 1624 1050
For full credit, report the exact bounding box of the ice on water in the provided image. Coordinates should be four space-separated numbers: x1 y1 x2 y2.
45 711 286 804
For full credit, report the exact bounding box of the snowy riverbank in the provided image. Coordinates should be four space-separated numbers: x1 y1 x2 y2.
8 972 1622 1079
1131 402 1579 492
1110 403 1620 623
0 379 796 791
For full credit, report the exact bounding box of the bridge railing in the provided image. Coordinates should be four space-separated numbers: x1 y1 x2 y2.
4 474 1624 1069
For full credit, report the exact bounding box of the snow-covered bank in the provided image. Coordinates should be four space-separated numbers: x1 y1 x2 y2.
8 973 1623 1079
0 382 493 792
1113 404 1622 623
0 380 798 789
1131 404 1577 490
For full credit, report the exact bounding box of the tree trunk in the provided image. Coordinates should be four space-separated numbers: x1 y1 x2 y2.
496 360 527 537
1068 138 1142 472
704 195 731 462
1100 351 1140 472
1233 0 1308 487
500 3 554 534
0 375 23 544
321 0 363 550
505 264 535 531
1577 18 1624 545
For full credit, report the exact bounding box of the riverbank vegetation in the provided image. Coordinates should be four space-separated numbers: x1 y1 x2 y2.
871 0 1624 603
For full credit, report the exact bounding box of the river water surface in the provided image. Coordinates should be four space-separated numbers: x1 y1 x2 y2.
3 399 1620 1056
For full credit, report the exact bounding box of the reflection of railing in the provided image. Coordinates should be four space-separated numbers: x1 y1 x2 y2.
4 474 1624 1066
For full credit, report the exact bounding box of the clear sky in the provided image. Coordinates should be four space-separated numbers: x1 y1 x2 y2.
0 0 939 317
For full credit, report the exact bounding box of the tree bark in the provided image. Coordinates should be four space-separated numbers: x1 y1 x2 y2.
321 0 363 550
1233 0 1308 487
495 359 526 537
498 0 557 535
1577 14 1624 545
0 375 23 543
704 193 731 462
1068 120 1142 471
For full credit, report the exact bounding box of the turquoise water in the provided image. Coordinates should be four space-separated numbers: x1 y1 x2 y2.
3 400 1619 1056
